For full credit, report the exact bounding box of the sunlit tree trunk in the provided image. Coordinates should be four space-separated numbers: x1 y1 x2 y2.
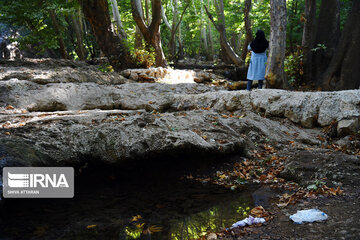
265 0 287 89
177 22 184 60
240 0 253 61
145 0 150 24
204 0 242 66
49 9 69 59
81 0 136 70
320 0 360 90
135 26 143 49
313 0 340 85
206 0 214 60
162 1 188 61
131 0 167 67
301 0 317 83
170 0 178 60
200 0 209 59
109 0 127 40
70 14 86 60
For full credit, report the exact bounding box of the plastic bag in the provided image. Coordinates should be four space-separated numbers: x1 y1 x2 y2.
230 216 266 229
290 209 328 224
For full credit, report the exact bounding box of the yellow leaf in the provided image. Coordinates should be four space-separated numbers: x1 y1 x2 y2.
219 174 227 179
131 215 142 222
136 223 145 229
86 225 97 229
148 225 162 233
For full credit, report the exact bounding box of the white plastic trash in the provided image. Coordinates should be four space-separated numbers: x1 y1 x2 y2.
230 216 266 229
290 209 328 224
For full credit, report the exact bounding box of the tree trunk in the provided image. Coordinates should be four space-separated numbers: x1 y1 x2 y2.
135 26 143 49
81 0 136 70
240 0 253 61
204 0 242 66
313 0 340 85
70 14 86 60
177 24 184 60
287 0 298 53
109 0 127 40
145 0 150 25
169 0 178 60
132 0 167 67
265 0 287 89
206 0 214 60
49 10 69 59
301 0 317 83
200 0 209 59
320 0 360 90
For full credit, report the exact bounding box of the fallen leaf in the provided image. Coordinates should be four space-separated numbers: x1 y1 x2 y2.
136 223 145 229
131 215 142 222
250 206 266 218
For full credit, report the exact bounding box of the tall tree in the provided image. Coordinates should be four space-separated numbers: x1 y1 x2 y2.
109 0 127 40
69 2 87 60
131 0 167 67
162 1 189 61
204 0 242 66
312 0 340 85
240 0 253 61
81 0 136 70
287 0 299 53
200 0 209 59
265 0 287 89
49 9 69 59
301 0 317 83
320 0 360 90
206 0 214 60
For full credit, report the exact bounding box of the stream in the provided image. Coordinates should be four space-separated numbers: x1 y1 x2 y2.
0 157 269 240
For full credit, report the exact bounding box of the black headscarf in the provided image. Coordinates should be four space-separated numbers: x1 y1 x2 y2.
250 30 269 53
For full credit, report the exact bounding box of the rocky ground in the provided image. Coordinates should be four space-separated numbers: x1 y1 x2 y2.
0 59 360 239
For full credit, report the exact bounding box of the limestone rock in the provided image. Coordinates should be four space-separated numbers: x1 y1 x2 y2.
337 118 360 136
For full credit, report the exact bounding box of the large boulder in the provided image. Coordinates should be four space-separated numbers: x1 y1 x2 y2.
0 59 360 168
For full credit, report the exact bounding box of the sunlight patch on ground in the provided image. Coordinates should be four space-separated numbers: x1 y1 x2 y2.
156 68 197 84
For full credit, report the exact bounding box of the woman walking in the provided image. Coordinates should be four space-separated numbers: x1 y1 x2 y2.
246 30 269 90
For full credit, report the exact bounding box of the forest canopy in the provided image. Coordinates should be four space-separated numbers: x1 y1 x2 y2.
0 0 358 90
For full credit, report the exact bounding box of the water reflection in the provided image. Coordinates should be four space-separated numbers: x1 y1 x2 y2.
124 194 252 240
0 164 256 240
169 198 251 240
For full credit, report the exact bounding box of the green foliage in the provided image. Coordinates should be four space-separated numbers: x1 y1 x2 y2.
0 0 76 56
98 62 114 73
0 0 354 65
307 180 326 191
131 46 156 68
311 43 327 52
284 48 303 85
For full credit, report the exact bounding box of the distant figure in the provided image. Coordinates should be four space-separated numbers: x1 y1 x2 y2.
14 48 21 59
0 41 10 59
246 30 269 90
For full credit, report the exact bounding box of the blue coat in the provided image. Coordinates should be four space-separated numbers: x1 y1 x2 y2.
246 45 267 81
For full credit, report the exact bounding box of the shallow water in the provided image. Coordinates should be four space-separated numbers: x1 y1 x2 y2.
0 161 260 239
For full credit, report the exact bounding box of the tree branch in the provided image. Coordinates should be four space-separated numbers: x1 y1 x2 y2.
174 3 189 33
131 0 149 35
161 5 172 30
204 5 220 31
149 0 162 33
